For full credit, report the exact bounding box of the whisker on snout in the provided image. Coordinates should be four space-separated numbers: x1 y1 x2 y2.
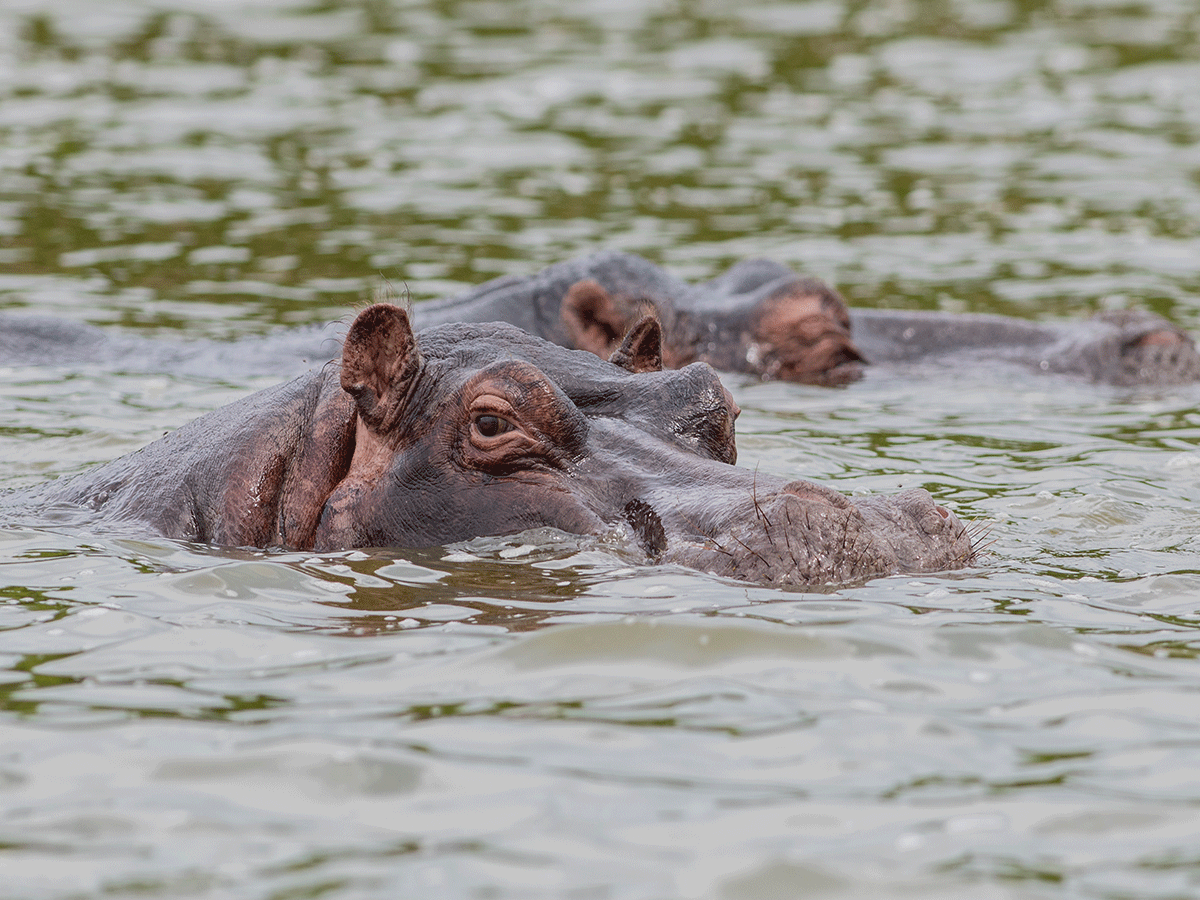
751 465 773 530
963 520 995 562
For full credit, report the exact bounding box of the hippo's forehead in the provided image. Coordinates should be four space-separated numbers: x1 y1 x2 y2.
416 321 652 406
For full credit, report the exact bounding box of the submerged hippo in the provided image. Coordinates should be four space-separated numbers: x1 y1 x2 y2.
2 253 1195 387
412 250 1200 387
2 305 975 586
410 250 866 386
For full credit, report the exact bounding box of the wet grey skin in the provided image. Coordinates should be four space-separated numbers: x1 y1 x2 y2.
2 306 975 587
3 250 1195 386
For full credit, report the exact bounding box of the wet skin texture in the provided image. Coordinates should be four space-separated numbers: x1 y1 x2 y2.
3 251 1194 387
3 306 974 586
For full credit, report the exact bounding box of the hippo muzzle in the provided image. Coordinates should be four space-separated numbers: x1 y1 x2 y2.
637 472 973 586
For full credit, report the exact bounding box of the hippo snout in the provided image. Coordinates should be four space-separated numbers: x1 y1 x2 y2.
656 480 973 586
853 488 974 573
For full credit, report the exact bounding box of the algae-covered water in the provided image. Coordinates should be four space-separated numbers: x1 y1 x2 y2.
4 1 1200 897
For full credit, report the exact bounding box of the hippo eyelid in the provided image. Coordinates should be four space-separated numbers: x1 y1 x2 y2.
468 393 519 422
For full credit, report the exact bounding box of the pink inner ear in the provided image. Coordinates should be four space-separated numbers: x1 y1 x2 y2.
561 280 633 357
563 279 611 320
340 303 421 431
609 315 663 373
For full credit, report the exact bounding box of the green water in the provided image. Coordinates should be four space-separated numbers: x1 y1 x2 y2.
3 1 1200 897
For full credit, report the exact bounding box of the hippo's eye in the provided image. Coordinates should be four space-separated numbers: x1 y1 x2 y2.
474 414 513 438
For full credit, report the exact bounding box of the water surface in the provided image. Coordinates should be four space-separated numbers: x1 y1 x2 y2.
3 1 1200 897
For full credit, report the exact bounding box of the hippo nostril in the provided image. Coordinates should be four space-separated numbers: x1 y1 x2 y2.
936 506 950 519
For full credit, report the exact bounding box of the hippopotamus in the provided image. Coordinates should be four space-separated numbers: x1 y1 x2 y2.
1 305 975 586
409 251 1200 387
2 251 1194 387
408 251 866 386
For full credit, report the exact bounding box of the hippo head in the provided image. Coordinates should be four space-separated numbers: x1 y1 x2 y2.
696 274 866 387
558 270 866 387
308 304 972 585
1085 310 1200 386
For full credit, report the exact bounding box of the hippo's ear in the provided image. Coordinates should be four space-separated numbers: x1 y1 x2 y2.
608 315 663 374
340 303 422 432
561 279 639 359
